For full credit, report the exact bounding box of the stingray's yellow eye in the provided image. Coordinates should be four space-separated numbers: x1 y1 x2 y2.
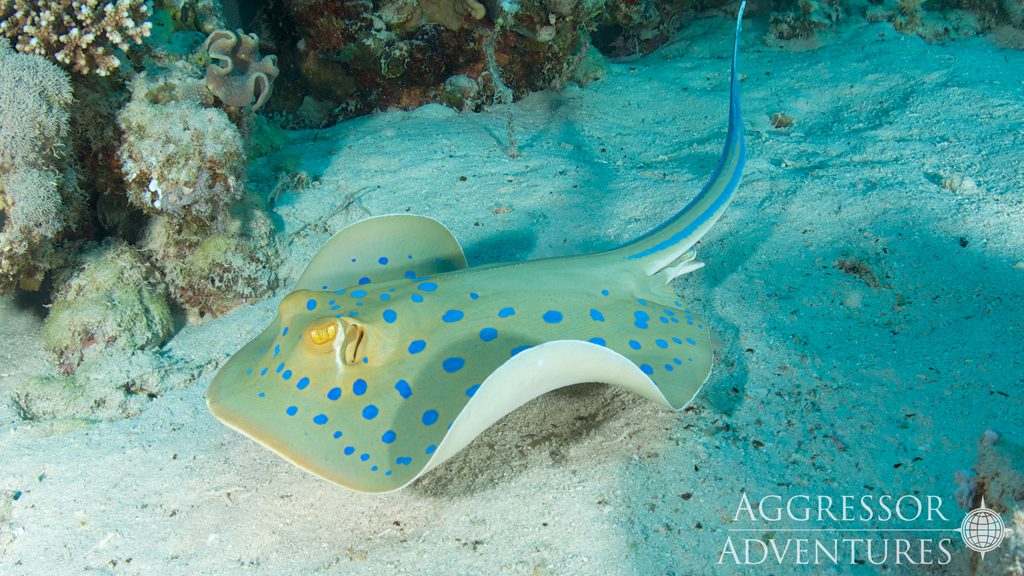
308 321 338 345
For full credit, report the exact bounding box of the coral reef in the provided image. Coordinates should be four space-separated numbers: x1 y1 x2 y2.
768 0 842 40
42 243 173 373
117 75 247 219
203 28 279 110
0 0 152 76
114 49 277 319
258 0 711 123
143 203 277 320
0 40 85 292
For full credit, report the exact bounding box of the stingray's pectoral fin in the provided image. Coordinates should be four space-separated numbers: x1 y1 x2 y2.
410 339 711 486
294 214 468 291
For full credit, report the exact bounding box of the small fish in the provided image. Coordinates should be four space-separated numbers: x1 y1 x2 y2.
207 4 747 493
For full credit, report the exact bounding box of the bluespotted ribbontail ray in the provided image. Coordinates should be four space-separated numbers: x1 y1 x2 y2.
207 3 747 493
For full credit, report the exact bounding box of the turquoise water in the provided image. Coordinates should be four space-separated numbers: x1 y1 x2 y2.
1 2 1022 574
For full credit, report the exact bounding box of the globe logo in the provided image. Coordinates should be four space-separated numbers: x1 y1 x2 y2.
960 499 1006 557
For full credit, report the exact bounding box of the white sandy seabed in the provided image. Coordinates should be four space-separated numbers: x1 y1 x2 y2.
1 11 1023 576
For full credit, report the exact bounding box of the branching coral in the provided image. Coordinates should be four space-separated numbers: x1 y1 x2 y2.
203 28 279 110
0 0 153 76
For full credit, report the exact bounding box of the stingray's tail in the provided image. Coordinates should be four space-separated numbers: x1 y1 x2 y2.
614 2 746 283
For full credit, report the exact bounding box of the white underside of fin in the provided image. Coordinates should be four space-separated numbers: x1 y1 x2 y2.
387 340 701 492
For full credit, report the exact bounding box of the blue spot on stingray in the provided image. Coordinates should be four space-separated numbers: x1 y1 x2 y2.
698 324 704 329
510 345 531 357
422 409 439 426
660 316 669 324
686 337 697 346
634 311 650 329
686 318 694 325
276 363 284 373
327 387 341 401
351 289 367 298
296 376 310 390
640 364 654 375
396 456 413 465
260 368 268 376
286 406 298 416
348 312 359 317
395 379 412 398
257 392 265 398
334 289 347 295
407 254 413 259
344 446 355 455
671 317 679 324
282 327 289 337
330 305 341 311
411 293 424 303
664 364 674 372
333 431 343 439
601 289 609 296
358 277 371 285
589 337 606 346
362 405 379 420
470 292 479 300
408 340 426 354
498 307 516 318
282 370 292 380
353 379 368 395
442 357 465 373
418 282 438 292
637 298 648 307
465 384 480 397
273 345 280 357
360 453 370 462
245 369 253 376
479 327 498 342
655 339 668 349
543 310 563 323
629 340 642 350
442 309 464 323
313 414 328 425
672 336 683 344
426 444 437 455
590 309 605 321
404 270 417 279
380 293 391 301
674 358 682 365
385 470 392 476
372 466 378 472
664 309 676 316
306 299 317 311
685 308 692 313
382 430 397 444
378 257 389 265
383 309 397 323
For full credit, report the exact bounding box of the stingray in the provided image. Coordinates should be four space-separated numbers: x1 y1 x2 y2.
207 5 747 493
